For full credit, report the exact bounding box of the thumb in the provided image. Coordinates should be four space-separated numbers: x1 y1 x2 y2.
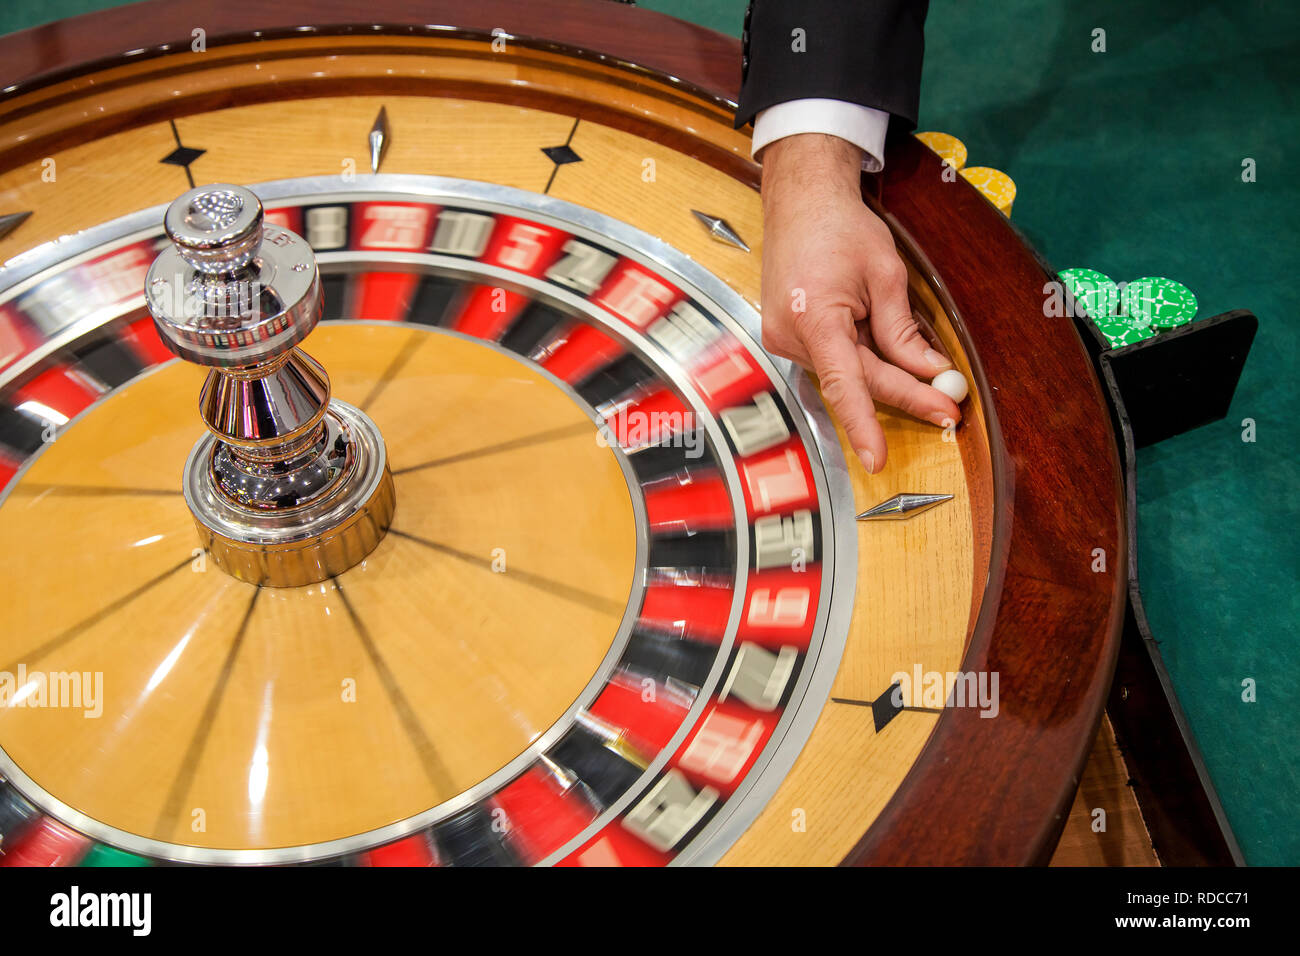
868 265 952 379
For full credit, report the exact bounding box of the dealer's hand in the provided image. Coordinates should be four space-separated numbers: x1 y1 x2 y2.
759 133 961 473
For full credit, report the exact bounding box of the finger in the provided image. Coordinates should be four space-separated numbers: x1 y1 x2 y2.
800 316 887 472
860 347 962 427
867 261 952 378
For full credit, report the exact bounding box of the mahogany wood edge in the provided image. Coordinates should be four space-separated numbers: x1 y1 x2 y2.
0 0 744 110
843 136 1128 865
0 42 737 130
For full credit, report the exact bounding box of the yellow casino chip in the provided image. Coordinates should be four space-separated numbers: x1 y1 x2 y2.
961 166 1017 217
915 131 968 170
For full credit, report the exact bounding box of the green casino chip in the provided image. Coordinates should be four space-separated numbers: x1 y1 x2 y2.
1119 276 1198 329
1095 318 1156 348
1058 267 1120 320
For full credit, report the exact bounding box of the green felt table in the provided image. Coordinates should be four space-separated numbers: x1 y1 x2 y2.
1 0 1295 866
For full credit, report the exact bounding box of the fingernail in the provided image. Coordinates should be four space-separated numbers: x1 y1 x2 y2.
924 348 952 370
859 450 877 473
928 410 955 427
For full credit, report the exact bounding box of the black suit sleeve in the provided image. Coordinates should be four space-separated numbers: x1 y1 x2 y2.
736 0 930 131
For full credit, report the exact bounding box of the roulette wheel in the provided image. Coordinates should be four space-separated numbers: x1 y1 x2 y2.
0 0 1125 867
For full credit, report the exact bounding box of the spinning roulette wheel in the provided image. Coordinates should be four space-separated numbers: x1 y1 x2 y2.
0 0 1126 867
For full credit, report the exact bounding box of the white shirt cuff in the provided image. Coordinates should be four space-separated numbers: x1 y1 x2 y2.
751 99 890 173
